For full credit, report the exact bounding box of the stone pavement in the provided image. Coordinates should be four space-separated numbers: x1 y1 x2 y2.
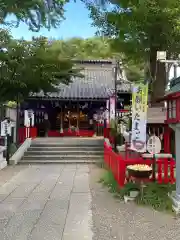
0 164 93 240
0 164 180 240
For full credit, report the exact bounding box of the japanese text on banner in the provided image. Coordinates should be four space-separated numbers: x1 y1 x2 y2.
131 84 148 152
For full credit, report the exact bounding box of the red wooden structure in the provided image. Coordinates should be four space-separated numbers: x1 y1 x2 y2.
104 142 176 187
18 127 96 142
18 127 37 143
47 129 95 137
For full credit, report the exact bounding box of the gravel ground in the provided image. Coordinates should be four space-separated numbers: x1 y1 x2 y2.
89 165 180 240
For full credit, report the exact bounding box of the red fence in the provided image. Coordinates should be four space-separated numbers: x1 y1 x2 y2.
104 142 176 187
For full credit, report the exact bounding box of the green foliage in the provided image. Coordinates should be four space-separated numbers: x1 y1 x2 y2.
87 0 180 59
49 37 116 60
49 37 144 82
100 169 175 213
6 101 17 108
0 32 82 102
100 169 139 198
136 183 175 213
0 0 67 31
99 169 119 193
86 0 180 98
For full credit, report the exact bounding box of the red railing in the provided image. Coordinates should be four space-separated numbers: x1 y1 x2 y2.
18 127 37 143
103 127 115 144
104 142 176 187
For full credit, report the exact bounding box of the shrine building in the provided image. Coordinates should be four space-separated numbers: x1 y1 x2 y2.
19 60 131 137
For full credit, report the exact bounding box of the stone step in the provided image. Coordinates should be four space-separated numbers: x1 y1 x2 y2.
19 159 98 164
25 150 104 156
23 155 102 161
30 143 103 148
33 137 103 141
28 146 103 151
31 138 104 146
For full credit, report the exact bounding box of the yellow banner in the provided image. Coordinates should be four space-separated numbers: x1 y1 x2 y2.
131 83 148 152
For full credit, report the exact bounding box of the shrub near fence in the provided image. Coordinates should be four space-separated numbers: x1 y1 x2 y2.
104 142 176 187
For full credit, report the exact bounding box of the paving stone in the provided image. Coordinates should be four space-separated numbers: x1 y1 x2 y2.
38 204 67 226
73 172 90 193
0 194 8 203
50 184 71 200
0 219 8 231
29 201 68 240
27 192 51 201
29 222 64 240
0 198 25 219
0 210 41 240
0 182 18 195
18 199 47 212
0 166 28 186
62 193 93 240
9 183 38 198
31 180 57 194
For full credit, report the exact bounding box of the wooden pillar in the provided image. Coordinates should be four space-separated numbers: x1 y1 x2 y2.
164 125 171 153
176 99 180 120
108 98 110 127
76 101 80 135
68 101 71 132
60 104 63 133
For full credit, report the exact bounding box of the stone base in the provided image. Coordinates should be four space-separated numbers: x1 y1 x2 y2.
0 159 7 170
124 191 139 203
169 191 180 215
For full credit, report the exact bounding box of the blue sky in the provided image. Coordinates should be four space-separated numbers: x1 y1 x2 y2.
4 1 97 40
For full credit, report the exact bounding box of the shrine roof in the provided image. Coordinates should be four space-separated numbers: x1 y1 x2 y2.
29 60 131 100
157 76 180 101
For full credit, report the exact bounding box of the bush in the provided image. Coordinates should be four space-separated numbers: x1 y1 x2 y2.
135 183 175 213
100 169 175 214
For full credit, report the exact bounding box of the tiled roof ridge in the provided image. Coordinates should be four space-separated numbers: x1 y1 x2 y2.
73 59 114 64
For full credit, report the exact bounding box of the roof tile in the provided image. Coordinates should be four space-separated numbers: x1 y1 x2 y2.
30 62 131 99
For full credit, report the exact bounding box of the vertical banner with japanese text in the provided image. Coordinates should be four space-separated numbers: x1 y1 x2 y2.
131 83 148 152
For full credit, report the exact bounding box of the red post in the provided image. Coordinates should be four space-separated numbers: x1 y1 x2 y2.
163 125 171 153
118 157 126 187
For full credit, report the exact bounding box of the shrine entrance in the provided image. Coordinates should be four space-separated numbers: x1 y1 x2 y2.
20 99 106 137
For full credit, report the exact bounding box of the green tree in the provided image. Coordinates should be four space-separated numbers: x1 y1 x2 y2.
0 33 82 102
86 0 180 101
49 37 113 59
49 37 144 82
0 0 67 31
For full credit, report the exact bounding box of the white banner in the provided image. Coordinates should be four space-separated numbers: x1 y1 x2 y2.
131 84 148 152
24 110 34 127
1 120 11 136
109 97 115 120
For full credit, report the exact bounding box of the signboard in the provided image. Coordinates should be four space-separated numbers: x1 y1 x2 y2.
24 110 34 127
156 51 166 61
131 83 148 152
1 120 11 136
147 136 161 154
109 97 115 120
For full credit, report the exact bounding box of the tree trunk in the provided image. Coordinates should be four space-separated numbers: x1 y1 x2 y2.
149 48 166 106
